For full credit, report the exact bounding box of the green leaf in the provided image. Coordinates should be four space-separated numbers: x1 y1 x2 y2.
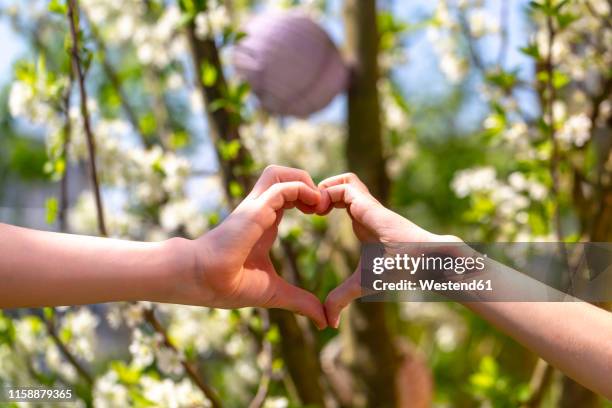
201 61 218 87
229 181 244 198
554 0 571 12
233 82 250 102
43 307 55 320
471 372 495 389
207 212 220 226
217 139 241 161
552 70 570 89
169 130 190 149
209 99 228 112
486 70 518 91
265 326 280 344
111 361 142 385
528 1 543 10
138 112 157 136
48 0 67 14
480 356 498 376
45 197 59 225
556 12 579 29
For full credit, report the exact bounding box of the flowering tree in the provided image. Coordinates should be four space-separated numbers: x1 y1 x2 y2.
0 0 610 406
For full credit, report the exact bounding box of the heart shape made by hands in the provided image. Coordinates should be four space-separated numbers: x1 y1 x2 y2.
192 166 448 329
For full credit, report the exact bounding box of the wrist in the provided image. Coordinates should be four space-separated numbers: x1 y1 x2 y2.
148 237 200 304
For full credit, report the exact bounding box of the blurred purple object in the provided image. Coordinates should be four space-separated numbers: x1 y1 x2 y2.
232 11 349 117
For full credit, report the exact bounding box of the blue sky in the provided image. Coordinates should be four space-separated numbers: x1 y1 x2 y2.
0 0 536 128
0 17 24 82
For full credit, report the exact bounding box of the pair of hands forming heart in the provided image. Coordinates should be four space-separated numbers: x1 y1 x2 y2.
171 165 458 329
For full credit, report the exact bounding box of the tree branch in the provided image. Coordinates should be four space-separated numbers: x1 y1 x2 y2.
185 23 253 201
247 308 272 408
58 74 73 232
38 73 98 392
67 3 224 404
184 18 327 405
522 358 554 408
42 311 94 386
67 0 107 237
458 10 486 74
343 1 400 406
84 13 150 148
497 0 510 67
142 308 223 408
544 11 564 243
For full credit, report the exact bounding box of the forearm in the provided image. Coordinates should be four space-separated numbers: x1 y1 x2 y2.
446 241 612 397
0 223 191 308
466 301 612 399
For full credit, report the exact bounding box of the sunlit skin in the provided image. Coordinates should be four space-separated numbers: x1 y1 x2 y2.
315 172 612 400
0 165 327 329
1 167 611 398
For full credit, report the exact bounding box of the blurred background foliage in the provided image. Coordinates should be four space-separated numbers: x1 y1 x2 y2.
0 0 610 407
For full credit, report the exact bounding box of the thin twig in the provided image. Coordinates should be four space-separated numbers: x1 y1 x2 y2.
84 13 150 148
458 10 486 73
248 308 273 408
524 10 569 403
43 312 94 386
497 0 510 68
544 10 564 243
68 2 223 404
39 74 97 390
67 0 107 236
58 75 73 232
143 308 223 408
522 358 554 408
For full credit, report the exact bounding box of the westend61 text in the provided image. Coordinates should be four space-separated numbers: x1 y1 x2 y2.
372 279 493 292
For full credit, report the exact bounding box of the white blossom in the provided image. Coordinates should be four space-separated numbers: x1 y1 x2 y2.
60 308 100 362
451 166 497 198
129 328 156 369
141 376 210 408
558 113 591 147
467 9 499 38
93 370 130 408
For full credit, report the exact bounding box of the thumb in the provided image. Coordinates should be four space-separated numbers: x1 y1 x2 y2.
324 268 362 329
266 278 327 330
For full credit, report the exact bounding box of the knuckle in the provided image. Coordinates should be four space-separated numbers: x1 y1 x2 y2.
263 164 281 174
345 172 360 182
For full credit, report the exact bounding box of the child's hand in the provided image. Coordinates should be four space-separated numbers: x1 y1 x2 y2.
315 173 460 327
176 165 327 329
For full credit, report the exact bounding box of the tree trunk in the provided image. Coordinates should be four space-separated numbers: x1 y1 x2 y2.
185 22 326 405
269 309 326 406
342 1 399 406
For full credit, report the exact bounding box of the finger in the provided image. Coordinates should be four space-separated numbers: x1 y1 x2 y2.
250 165 316 197
316 174 374 215
282 201 318 214
294 202 318 214
268 278 327 329
318 172 369 193
319 183 364 212
258 181 321 212
324 269 362 329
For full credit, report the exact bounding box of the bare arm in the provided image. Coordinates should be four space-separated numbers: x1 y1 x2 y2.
466 301 612 399
317 172 612 399
0 223 184 308
0 166 328 329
